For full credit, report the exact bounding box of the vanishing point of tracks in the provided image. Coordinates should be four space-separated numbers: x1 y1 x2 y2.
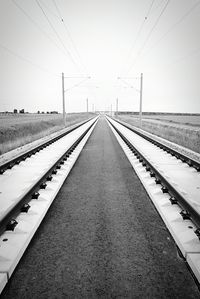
0 115 200 295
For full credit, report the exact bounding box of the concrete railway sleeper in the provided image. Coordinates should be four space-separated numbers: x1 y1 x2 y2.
0 117 96 175
0 114 200 296
107 116 200 286
0 115 200 297
111 117 200 172
0 116 98 293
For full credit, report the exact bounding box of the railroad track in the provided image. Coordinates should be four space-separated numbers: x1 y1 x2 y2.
0 114 200 294
0 116 98 293
106 116 200 285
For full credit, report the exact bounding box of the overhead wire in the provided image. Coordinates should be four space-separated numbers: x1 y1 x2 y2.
142 0 200 58
118 78 140 93
35 0 83 74
82 85 99 110
153 0 166 11
52 0 89 75
65 77 90 92
0 42 59 77
37 0 87 74
11 0 73 64
39 0 61 19
152 45 200 70
121 0 155 75
126 0 171 74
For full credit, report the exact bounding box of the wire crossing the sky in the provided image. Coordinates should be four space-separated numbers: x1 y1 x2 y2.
121 0 156 75
142 0 200 59
0 42 59 77
52 0 89 75
126 0 170 75
11 0 73 69
35 0 84 74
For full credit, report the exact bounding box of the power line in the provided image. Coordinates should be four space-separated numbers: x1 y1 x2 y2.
146 0 156 18
40 0 60 19
153 0 166 11
52 0 88 74
128 0 156 56
0 42 59 77
11 0 72 63
126 0 171 74
142 0 200 58
121 0 156 75
155 45 200 70
35 0 82 73
65 77 90 92
36 0 87 73
118 78 140 93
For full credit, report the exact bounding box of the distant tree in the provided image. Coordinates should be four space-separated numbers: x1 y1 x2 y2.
50 111 58 114
37 111 40 114
41 111 44 114
19 109 24 114
13 109 18 113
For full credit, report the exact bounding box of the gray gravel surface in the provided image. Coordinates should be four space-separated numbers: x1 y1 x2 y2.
1 117 200 298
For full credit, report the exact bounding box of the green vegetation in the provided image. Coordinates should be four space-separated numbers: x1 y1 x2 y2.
0 113 95 155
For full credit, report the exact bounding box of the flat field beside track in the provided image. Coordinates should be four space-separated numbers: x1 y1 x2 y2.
0 112 95 155
143 114 200 126
117 113 200 154
117 113 200 127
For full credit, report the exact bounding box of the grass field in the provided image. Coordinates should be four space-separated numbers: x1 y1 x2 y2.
117 113 200 154
0 112 95 155
117 113 200 127
137 115 200 126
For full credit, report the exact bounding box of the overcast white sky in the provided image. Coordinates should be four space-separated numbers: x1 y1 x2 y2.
0 0 200 113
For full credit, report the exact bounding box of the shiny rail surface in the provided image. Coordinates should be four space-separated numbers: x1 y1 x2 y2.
0 117 98 235
0 117 96 174
0 116 98 293
107 116 200 227
107 115 200 284
111 117 200 171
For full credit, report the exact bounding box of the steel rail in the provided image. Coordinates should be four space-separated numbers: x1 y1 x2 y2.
0 116 96 175
0 118 98 236
111 117 200 172
107 117 200 233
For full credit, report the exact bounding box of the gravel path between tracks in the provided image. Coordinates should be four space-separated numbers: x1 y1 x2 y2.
1 117 200 298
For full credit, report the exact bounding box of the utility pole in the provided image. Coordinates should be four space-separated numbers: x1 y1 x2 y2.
62 72 66 126
86 98 88 113
139 73 143 128
116 98 118 117
117 74 143 127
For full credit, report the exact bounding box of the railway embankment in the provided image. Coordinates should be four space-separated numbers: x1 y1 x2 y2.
117 115 200 155
0 113 95 155
1 117 199 298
